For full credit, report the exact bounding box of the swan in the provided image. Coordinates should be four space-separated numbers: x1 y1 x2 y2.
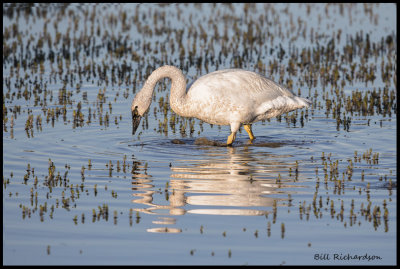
131 65 311 145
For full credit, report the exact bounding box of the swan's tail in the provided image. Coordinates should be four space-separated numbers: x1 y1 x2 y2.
296 97 312 108
257 96 312 116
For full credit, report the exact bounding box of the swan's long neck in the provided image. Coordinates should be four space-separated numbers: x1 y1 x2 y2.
133 65 191 117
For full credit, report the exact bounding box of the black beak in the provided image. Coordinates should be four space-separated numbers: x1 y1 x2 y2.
132 107 142 135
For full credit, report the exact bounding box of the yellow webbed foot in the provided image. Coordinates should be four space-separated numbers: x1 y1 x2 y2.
244 124 255 140
227 132 236 146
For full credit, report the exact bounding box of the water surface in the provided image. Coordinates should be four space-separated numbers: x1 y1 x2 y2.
3 3 396 265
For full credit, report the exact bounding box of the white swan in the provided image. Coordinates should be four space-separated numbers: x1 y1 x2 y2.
131 65 311 145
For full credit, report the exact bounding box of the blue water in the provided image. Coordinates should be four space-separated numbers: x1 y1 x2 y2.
3 3 397 265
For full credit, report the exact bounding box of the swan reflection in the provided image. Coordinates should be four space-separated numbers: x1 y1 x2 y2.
132 144 297 233
147 227 182 233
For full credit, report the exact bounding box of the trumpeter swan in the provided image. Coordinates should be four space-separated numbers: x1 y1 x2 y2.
131 65 311 145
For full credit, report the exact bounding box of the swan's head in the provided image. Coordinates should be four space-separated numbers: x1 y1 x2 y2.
131 90 152 135
131 104 142 135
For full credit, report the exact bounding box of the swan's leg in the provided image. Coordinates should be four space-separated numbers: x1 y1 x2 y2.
243 124 255 140
227 132 236 145
227 122 240 145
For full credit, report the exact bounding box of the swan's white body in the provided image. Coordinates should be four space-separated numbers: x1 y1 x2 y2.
131 65 311 145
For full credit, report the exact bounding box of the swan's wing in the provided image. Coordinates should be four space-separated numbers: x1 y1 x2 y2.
189 69 308 105
187 69 310 123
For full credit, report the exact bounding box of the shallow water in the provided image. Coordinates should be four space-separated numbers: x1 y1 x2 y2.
3 3 397 265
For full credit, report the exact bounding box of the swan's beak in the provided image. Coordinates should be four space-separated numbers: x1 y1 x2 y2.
132 106 142 135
